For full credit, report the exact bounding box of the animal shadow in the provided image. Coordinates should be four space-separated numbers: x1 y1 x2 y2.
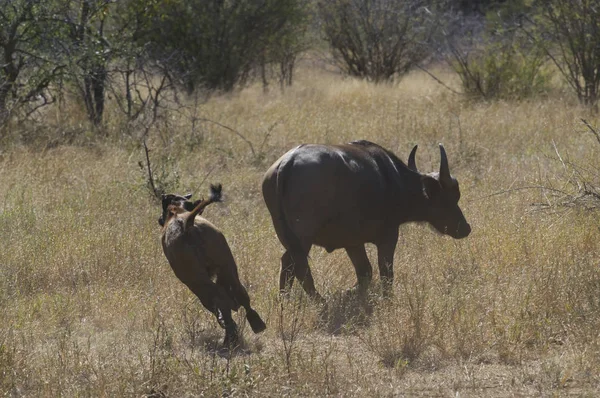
202 335 255 358
318 289 379 335
190 328 256 358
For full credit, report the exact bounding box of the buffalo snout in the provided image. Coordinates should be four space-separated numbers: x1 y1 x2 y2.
456 222 471 239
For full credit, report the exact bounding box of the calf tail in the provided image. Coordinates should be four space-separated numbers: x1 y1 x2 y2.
184 184 223 231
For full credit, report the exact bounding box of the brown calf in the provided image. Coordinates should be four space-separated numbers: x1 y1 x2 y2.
160 184 266 346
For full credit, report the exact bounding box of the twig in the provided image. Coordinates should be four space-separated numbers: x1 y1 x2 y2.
193 164 217 196
415 64 462 95
450 111 464 154
258 119 282 155
198 117 256 158
141 139 159 199
581 119 600 146
472 185 571 201
551 140 567 171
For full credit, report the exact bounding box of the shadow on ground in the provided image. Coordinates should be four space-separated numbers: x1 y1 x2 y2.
187 327 258 358
318 289 380 335
203 335 256 358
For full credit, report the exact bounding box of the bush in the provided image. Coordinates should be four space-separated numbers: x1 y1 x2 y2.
530 0 600 109
318 0 437 82
0 0 64 129
449 32 551 100
139 0 307 93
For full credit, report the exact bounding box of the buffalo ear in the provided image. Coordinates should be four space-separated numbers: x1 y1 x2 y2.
422 176 441 200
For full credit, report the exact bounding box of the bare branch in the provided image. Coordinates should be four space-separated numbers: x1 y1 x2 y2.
197 117 256 158
581 119 600 146
415 64 462 95
141 139 159 199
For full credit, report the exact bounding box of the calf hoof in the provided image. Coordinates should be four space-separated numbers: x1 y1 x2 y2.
246 309 267 334
223 324 239 348
313 293 327 306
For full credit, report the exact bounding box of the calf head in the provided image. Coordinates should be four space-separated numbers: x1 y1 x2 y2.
158 193 201 227
409 144 471 239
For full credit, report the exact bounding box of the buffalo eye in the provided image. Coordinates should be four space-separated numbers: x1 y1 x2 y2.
422 176 442 200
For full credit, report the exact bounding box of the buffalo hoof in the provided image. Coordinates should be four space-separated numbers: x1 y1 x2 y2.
246 309 267 334
346 282 369 299
381 287 394 300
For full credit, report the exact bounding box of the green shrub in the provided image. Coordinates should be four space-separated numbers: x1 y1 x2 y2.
450 35 552 100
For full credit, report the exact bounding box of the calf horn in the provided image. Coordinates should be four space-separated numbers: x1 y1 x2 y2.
439 144 452 187
408 145 418 172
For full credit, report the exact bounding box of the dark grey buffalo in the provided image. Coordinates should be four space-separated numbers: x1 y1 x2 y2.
262 140 471 302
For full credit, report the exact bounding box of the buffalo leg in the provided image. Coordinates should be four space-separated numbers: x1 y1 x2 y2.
345 245 373 295
376 232 398 297
290 248 324 303
279 251 295 294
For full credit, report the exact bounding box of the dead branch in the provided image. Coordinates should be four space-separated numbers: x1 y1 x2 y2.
140 139 159 200
197 117 256 158
478 138 599 211
192 164 218 196
415 64 462 95
581 119 600 146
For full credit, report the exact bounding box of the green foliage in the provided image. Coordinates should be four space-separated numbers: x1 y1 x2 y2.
53 0 148 127
449 0 525 15
446 1 550 102
451 34 551 100
0 0 65 127
137 0 308 93
318 0 438 82
0 0 149 129
530 0 600 109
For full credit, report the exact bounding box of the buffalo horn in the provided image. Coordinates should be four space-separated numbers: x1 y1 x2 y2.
408 145 418 171
439 144 452 186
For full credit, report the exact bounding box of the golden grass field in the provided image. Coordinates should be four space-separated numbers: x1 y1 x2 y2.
1 64 599 397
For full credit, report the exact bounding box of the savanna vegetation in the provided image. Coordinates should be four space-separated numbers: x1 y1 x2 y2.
1 0 600 396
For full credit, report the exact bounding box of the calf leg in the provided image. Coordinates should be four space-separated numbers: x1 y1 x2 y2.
217 277 241 311
376 231 398 297
187 280 239 346
218 273 267 334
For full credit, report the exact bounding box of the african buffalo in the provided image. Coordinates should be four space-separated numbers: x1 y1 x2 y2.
159 184 266 346
262 140 471 302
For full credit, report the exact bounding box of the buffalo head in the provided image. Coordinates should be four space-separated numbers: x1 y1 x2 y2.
410 144 471 239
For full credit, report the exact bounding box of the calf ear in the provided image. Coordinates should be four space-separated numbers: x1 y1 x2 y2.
184 193 192 200
161 195 171 209
422 176 441 200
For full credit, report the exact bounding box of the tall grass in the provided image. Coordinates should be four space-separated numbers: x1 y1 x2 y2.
0 65 599 396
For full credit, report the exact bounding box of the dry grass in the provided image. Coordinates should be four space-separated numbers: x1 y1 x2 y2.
1 64 600 397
